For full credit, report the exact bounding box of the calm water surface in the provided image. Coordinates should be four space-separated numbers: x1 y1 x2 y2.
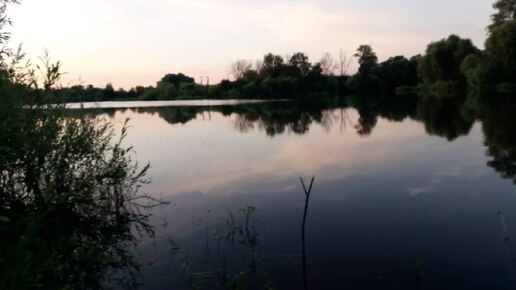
88 98 516 290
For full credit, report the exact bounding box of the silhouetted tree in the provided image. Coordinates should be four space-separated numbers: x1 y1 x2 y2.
319 52 335 75
159 73 195 88
379 55 420 91
484 20 516 85
348 45 381 92
488 0 516 32
103 83 115 100
288 52 312 77
354 45 378 75
337 49 353 76
416 96 474 140
418 35 479 85
261 53 285 78
231 60 253 80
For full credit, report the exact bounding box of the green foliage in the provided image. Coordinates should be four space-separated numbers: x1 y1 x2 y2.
495 82 516 93
288 52 312 77
349 45 393 93
416 95 474 140
0 107 158 289
138 86 160 101
463 1 516 93
261 53 285 78
488 0 516 32
418 35 479 85
379 55 420 91
484 20 516 83
0 2 162 288
428 81 463 98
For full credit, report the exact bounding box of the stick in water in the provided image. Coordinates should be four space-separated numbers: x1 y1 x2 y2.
300 176 315 290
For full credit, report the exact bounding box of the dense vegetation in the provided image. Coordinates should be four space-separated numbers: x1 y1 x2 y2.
1 1 162 289
48 0 516 102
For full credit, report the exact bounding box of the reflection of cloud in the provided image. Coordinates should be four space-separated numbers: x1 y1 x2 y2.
430 177 442 184
408 187 433 196
160 111 427 195
106 109 487 198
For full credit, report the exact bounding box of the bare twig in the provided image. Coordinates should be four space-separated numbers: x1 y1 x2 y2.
300 176 315 290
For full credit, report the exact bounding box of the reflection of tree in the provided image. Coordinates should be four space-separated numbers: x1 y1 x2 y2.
416 96 474 141
137 107 199 125
479 98 516 184
354 106 378 136
377 95 418 122
486 146 516 184
233 114 257 133
68 94 492 145
228 102 333 137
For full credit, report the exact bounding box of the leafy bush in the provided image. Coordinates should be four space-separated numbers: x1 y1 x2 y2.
0 2 162 288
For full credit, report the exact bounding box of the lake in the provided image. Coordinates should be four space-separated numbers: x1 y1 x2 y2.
83 96 516 290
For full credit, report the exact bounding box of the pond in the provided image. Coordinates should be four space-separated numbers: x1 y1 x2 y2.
83 96 516 290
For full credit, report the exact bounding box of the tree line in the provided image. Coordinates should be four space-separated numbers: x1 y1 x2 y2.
46 0 516 103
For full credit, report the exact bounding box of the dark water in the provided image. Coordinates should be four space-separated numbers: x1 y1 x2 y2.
89 96 516 290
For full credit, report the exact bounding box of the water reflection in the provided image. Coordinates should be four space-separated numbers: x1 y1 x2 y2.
68 94 516 289
416 96 474 141
478 99 516 184
71 95 516 195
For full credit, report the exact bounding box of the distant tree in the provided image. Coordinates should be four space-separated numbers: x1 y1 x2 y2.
379 55 420 91
260 53 285 78
354 45 378 75
418 35 479 85
219 79 232 90
262 53 284 69
156 82 178 100
488 0 516 32
103 83 115 100
231 60 252 80
255 59 263 72
242 69 259 81
337 49 353 76
288 52 312 77
159 73 195 88
348 45 382 92
484 17 516 85
319 52 335 75
139 86 159 101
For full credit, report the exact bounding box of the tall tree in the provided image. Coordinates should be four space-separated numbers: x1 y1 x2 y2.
418 35 479 85
337 49 353 76
354 45 378 75
319 52 335 76
288 52 312 77
230 59 252 80
488 0 516 32
260 53 284 78
379 55 420 91
484 20 516 84
159 73 195 88
480 0 516 86
347 45 382 92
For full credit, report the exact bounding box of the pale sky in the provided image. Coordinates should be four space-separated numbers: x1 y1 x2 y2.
7 0 494 89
